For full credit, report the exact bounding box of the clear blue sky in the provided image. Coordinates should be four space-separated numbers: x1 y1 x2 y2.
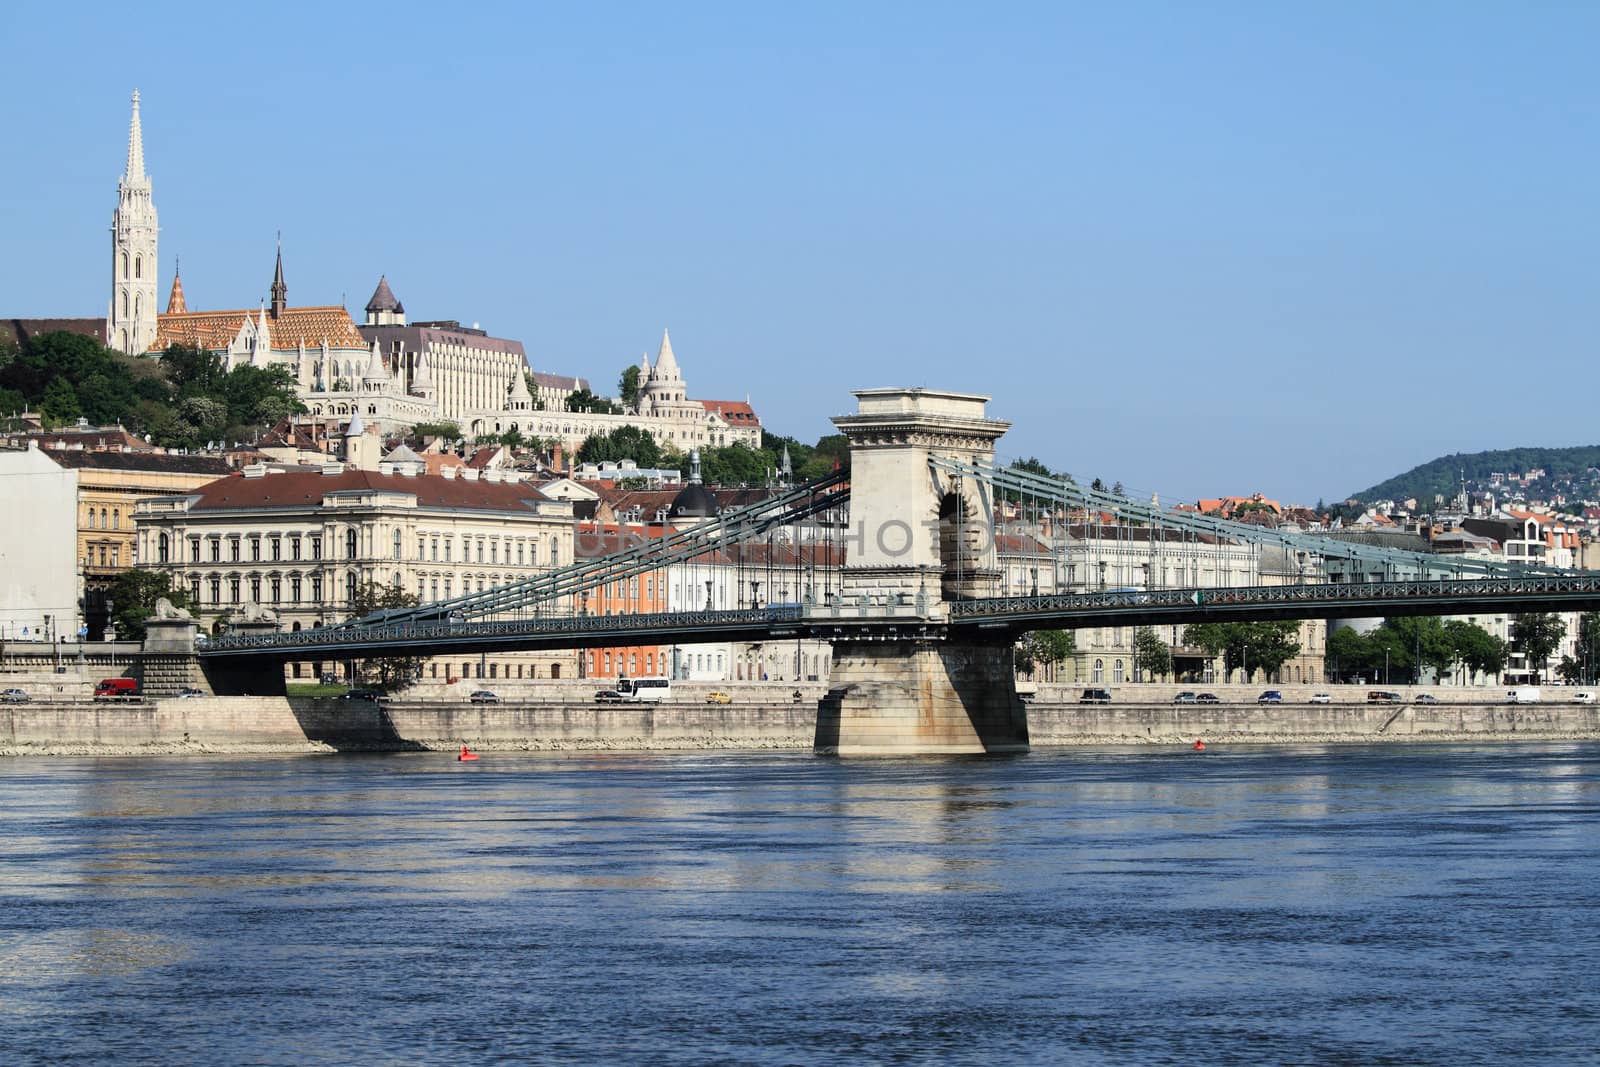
4 1 1596 506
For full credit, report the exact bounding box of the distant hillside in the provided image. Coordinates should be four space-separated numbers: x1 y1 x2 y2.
1349 446 1600 506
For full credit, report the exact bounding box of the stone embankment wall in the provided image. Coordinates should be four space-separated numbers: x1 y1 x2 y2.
2 687 1597 756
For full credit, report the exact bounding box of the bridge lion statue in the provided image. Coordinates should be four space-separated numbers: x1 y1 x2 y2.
234 601 278 625
152 597 193 621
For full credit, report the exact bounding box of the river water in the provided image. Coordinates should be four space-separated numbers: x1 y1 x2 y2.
1 743 1596 1065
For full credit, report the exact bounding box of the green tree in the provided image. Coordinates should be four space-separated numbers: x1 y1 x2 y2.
39 377 81 427
1445 620 1507 683
565 388 621 414
411 421 462 441
578 425 663 468
1133 627 1171 680
1325 625 1373 682
106 569 193 642
1016 629 1075 677
348 581 424 691
619 364 642 409
1185 621 1302 683
1511 613 1566 683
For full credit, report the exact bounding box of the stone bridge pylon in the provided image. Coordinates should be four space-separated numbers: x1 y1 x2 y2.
815 388 1029 756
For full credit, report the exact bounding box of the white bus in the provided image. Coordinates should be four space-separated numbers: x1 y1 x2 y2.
615 676 671 703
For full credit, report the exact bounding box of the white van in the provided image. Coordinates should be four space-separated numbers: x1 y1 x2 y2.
1507 686 1543 704
616 676 671 703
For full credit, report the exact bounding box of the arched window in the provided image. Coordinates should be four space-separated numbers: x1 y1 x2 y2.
121 252 128 279
134 254 142 279
1113 659 1125 683
134 293 141 318
1093 658 1104 683
121 291 129 316
158 533 169 563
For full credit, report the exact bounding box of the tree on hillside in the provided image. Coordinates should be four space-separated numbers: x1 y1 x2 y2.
577 425 662 468
565 388 621 414
619 364 641 409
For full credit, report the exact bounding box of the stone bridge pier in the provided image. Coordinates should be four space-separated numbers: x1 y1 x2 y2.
816 388 1028 755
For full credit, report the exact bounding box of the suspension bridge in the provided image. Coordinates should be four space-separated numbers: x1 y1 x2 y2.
196 387 1600 754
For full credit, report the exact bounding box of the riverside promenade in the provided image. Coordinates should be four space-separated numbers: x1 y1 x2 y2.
3 683 1597 756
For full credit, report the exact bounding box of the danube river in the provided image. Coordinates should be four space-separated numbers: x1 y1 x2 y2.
1 744 1596 1065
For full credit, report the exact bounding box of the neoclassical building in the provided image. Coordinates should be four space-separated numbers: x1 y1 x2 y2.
134 419 579 682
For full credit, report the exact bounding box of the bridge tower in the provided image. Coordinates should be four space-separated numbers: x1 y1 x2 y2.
816 388 1029 755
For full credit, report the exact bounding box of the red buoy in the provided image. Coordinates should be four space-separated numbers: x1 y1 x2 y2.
458 744 479 762
1193 739 1206 751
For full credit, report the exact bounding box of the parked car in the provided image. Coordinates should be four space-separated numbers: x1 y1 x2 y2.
1367 690 1401 704
468 690 500 705
0 688 29 703
705 691 733 704
1078 688 1112 704
175 687 205 699
341 689 380 702
1309 693 1332 704
1572 692 1596 704
1196 693 1220 704
1173 691 1198 704
1257 690 1283 704
1415 694 1440 705
594 689 626 704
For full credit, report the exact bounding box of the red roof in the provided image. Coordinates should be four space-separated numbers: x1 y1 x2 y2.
186 468 553 513
701 400 761 425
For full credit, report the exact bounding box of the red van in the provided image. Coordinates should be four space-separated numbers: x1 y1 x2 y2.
93 678 139 699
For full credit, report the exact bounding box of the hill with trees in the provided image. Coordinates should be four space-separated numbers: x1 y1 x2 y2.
1347 445 1600 506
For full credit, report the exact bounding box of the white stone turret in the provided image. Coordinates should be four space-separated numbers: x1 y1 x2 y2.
345 411 379 471
362 339 390 392
108 90 159 356
507 365 533 411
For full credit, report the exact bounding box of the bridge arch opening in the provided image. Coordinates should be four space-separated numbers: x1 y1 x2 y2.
937 489 985 601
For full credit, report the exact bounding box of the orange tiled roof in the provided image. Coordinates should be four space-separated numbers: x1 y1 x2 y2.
151 306 366 353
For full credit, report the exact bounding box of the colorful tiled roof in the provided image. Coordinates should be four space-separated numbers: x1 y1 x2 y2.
152 306 367 353
700 400 761 425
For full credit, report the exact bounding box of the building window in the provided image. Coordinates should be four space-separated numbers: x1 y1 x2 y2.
247 577 260 602
1113 659 1125 683
247 538 259 562
190 578 201 603
271 538 281 561
1093 658 1104 683
311 537 322 561
491 542 498 565
477 540 485 563
229 577 241 603
346 573 357 605
346 529 358 560
209 577 221 603
430 579 438 601
291 537 301 561
111 546 119 567
517 543 524 566
551 540 559 566
312 576 323 601
431 539 439 562
189 537 200 562
229 538 240 562
417 537 425 561
291 576 302 602
113 511 120 529
393 530 402 560
270 577 281 603
100 508 108 528
99 545 108 567
444 540 452 563
418 579 426 601
444 579 452 598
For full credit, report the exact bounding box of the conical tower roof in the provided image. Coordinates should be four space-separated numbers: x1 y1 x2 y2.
346 411 365 437
365 275 404 314
363 339 389 382
125 90 146 183
508 366 532 400
411 350 433 391
653 328 680 381
166 261 187 314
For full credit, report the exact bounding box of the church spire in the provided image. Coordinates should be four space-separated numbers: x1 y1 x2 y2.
126 90 145 183
109 90 158 356
269 236 286 319
166 258 186 313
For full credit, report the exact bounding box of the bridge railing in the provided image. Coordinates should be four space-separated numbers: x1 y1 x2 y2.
950 574 1600 618
201 606 808 653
